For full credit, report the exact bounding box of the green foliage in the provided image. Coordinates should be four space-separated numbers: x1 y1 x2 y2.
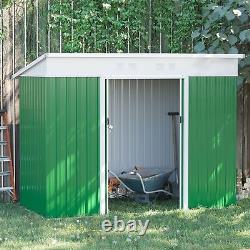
1 0 13 8
50 0 148 53
0 0 14 41
192 0 250 83
49 0 205 53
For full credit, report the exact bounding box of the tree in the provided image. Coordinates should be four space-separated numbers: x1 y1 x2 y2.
192 0 250 84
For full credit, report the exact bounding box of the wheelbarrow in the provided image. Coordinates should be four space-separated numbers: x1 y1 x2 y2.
109 167 175 203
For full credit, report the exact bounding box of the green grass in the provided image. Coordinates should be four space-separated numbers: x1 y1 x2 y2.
0 198 250 250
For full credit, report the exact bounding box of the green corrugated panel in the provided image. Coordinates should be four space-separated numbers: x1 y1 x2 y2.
20 77 100 217
20 77 46 214
188 76 237 208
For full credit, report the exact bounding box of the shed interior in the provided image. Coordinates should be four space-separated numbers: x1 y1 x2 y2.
108 79 180 201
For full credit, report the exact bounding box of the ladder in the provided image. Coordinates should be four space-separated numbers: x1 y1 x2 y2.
0 109 16 201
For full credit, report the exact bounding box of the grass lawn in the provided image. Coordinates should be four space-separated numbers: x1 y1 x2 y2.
0 198 249 250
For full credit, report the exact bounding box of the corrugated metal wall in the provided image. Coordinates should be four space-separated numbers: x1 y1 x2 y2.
188 76 237 208
20 77 46 214
108 79 179 174
20 76 100 217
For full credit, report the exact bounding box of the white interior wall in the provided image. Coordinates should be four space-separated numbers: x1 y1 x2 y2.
108 79 180 174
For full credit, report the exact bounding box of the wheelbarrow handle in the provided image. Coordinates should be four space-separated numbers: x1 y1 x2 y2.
168 112 179 116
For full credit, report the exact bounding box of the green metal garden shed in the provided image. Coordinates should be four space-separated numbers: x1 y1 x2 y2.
14 53 244 217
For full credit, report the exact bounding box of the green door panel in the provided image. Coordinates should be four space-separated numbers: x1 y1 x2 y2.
188 76 237 208
20 77 100 217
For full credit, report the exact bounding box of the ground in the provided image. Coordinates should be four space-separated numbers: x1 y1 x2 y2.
0 198 250 250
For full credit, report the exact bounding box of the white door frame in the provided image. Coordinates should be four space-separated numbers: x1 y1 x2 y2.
100 75 188 214
180 77 189 210
183 77 189 210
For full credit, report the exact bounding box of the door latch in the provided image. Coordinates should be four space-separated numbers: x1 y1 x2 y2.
106 118 113 131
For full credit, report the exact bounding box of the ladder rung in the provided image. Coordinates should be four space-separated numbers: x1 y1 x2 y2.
0 171 10 176
0 157 10 162
0 126 7 130
0 187 13 191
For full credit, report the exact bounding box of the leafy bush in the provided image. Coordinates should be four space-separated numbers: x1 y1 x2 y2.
49 0 206 53
192 0 250 83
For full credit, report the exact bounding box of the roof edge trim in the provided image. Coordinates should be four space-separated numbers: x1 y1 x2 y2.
12 53 245 78
46 53 244 59
12 54 48 79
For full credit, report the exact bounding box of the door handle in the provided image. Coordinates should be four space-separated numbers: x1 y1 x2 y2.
106 118 113 132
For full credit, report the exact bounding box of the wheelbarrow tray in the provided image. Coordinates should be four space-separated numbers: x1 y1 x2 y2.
118 168 172 193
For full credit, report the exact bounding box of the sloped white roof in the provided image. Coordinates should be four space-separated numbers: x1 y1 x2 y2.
13 53 244 78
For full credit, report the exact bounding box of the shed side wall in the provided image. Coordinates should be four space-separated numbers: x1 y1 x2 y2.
188 76 237 208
